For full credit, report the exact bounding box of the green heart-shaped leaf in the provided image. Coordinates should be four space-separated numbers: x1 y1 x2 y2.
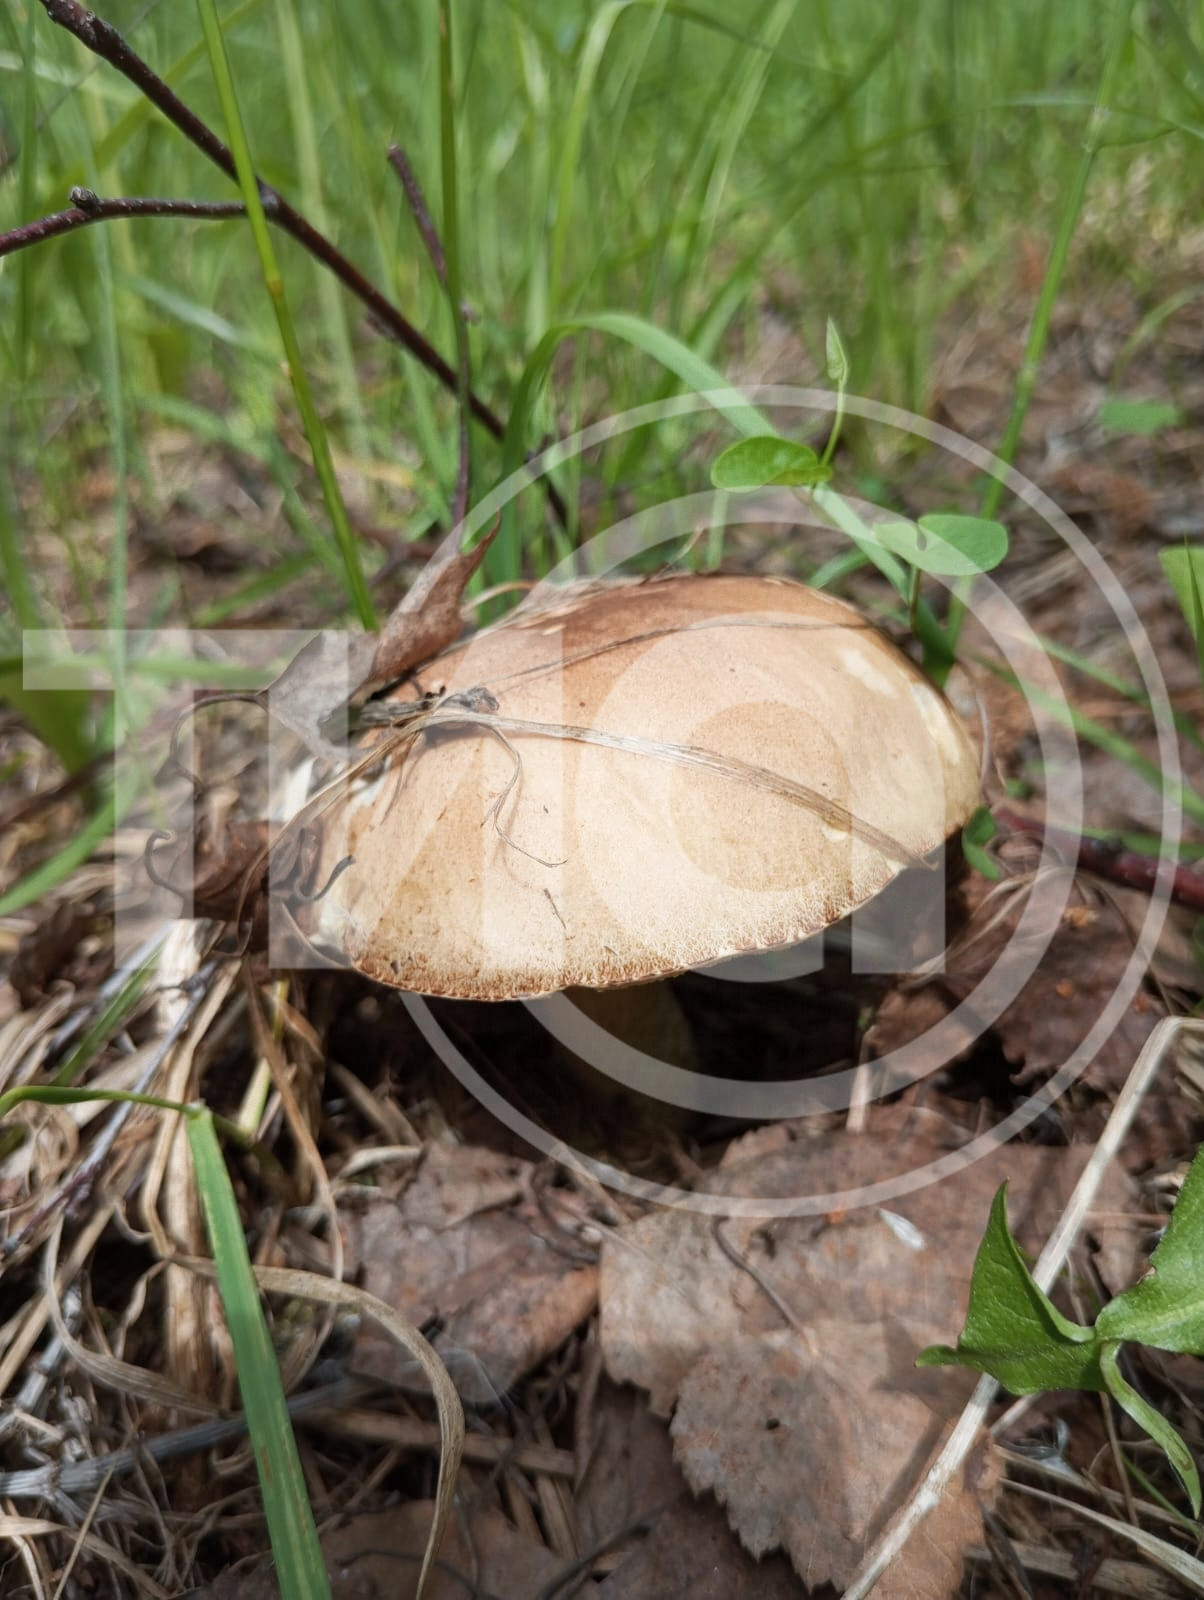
710 436 833 491
869 514 1009 577
917 1184 1104 1394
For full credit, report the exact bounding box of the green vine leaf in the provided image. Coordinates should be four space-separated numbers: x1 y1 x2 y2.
710 435 833 491
868 514 1009 577
1096 1145 1204 1355
916 1184 1104 1394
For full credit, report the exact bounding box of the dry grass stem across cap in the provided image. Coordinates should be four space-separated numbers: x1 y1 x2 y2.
312 574 981 999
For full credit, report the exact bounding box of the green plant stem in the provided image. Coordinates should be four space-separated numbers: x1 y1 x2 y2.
194 0 376 629
438 0 474 519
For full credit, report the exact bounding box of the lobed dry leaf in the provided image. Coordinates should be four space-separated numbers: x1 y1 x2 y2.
575 1376 801 1596
340 1141 598 1405
599 1112 1137 1594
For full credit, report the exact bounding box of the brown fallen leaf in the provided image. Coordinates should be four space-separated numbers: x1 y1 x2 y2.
595 1491 805 1599
670 1323 1000 1594
366 517 497 690
599 1113 1136 1594
866 893 1164 1095
200 1501 563 1599
250 517 498 763
341 1141 598 1404
576 1377 803 1597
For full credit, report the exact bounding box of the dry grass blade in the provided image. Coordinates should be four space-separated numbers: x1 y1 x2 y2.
968 1536 1187 1598
373 702 925 869
43 1217 218 1417
1006 1481 1204 1595
179 1256 465 1600
0 1512 169 1599
839 1015 1204 1600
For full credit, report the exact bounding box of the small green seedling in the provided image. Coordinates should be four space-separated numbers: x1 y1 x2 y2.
709 415 1008 679
961 805 1001 881
1161 543 1204 691
919 1147 1204 1515
1098 396 1186 438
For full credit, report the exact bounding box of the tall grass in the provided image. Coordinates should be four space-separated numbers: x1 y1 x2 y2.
3 1 1198 608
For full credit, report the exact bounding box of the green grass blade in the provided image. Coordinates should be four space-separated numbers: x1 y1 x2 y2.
187 1108 332 1600
273 0 367 457
980 0 1135 521
0 775 122 917
50 941 162 1089
1100 1342 1201 1516
0 1084 195 1121
438 0 474 504
495 309 771 576
14 0 38 383
194 0 376 629
986 660 1204 828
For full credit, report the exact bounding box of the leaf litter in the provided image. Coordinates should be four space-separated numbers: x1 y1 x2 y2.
599 1109 1137 1594
3 256 1204 1599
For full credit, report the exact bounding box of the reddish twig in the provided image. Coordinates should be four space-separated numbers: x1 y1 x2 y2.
0 187 245 258
997 807 1204 912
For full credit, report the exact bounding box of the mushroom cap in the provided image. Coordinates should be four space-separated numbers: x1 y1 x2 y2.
313 574 981 999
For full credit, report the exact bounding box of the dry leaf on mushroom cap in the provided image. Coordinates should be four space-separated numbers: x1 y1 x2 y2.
311 574 981 999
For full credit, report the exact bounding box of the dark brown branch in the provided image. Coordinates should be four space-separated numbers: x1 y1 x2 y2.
997 807 1204 912
40 0 505 439
0 188 245 258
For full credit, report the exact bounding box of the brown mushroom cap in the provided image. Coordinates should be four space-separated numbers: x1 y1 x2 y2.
313 574 981 999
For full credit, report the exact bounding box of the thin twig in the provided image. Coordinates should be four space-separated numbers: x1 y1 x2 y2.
387 142 471 527
712 1217 811 1337
997 808 1204 912
0 189 245 259
387 145 446 285
838 1016 1204 1600
0 1377 371 1500
38 0 500 436
533 1506 666 1600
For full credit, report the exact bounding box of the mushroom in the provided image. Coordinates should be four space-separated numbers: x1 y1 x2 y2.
308 574 981 1022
